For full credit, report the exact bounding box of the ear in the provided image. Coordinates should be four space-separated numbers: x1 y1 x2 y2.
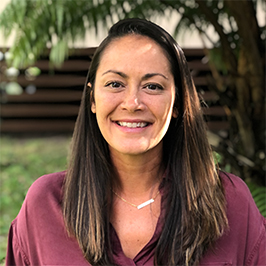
91 101 96 114
172 107 178 118
88 82 96 114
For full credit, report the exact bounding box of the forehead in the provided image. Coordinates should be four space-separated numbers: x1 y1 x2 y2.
98 34 171 72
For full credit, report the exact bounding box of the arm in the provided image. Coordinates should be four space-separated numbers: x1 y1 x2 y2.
247 218 266 266
5 221 30 266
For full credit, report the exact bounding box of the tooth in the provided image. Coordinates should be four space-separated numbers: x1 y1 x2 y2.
140 123 147 127
117 122 148 128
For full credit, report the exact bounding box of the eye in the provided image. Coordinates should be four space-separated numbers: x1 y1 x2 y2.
145 83 163 91
105 81 123 88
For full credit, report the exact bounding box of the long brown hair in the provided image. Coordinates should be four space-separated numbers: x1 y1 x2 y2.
63 18 228 266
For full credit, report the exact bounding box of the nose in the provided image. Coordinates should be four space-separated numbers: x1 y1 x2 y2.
121 88 144 112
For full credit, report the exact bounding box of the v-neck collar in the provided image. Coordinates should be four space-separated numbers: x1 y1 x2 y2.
109 177 168 265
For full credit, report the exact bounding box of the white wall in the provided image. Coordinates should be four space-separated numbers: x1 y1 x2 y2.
0 0 16 47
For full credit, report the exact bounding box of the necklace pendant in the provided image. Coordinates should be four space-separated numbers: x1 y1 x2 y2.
137 199 155 209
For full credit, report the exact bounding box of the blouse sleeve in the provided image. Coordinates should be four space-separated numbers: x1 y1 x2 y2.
5 220 30 266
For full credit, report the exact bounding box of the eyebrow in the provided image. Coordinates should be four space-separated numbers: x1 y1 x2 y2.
102 70 168 80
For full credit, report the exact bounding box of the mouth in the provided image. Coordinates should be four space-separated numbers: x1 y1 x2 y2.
116 121 149 128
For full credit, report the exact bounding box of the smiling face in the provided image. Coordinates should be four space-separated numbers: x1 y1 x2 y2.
91 35 177 158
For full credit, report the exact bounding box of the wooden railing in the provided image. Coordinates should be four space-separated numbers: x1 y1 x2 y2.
0 48 228 134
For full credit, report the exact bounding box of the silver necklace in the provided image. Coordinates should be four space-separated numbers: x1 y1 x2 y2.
112 189 160 210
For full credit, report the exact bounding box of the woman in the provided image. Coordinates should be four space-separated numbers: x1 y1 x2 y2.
6 18 265 266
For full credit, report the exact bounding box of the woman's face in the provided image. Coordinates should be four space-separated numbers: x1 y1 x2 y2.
91 35 177 158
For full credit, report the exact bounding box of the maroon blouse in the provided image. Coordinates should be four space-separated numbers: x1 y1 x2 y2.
5 171 266 265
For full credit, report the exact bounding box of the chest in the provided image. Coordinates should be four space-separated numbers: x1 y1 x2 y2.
110 196 161 259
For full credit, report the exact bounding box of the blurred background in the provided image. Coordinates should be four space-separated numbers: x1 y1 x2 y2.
0 0 265 263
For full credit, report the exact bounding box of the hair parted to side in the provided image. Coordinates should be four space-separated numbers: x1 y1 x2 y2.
63 18 228 266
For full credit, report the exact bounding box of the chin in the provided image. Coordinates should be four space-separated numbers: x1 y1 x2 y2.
110 142 161 157
118 148 149 156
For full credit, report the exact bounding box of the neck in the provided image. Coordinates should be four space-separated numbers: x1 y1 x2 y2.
110 149 164 197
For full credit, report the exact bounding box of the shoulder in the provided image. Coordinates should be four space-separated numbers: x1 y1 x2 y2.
9 171 67 262
218 171 266 264
8 171 91 265
28 170 66 192
218 171 257 206
16 171 66 225
25 171 66 205
219 171 262 218
219 171 248 191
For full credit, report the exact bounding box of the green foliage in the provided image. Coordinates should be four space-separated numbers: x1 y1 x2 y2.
208 47 230 74
1 0 264 68
0 0 168 67
0 136 71 263
0 0 164 67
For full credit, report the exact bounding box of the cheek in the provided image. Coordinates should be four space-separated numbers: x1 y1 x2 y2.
158 98 175 118
92 90 104 114
160 101 176 128
93 92 114 121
